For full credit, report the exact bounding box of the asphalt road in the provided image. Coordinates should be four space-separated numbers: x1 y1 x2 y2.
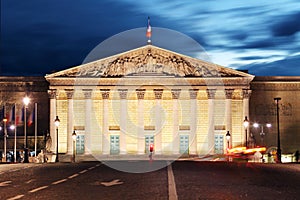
0 161 299 200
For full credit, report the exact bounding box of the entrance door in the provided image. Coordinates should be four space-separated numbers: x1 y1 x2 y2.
145 135 154 153
214 135 224 154
110 135 120 155
76 135 85 154
179 135 189 154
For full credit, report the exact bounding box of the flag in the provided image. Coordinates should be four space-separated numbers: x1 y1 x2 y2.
28 108 35 126
8 105 16 123
0 106 4 121
146 16 152 38
16 107 24 126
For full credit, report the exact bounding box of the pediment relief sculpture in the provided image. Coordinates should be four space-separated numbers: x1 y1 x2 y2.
47 45 250 78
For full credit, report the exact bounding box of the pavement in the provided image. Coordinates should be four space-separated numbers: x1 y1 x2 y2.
1 152 298 165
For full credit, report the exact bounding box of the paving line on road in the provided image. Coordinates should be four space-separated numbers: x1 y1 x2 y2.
52 178 68 185
68 173 79 179
6 162 102 200
29 185 49 193
7 194 25 200
79 169 88 174
167 163 178 200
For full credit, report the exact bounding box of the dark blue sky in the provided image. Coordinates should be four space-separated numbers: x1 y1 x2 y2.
1 0 300 76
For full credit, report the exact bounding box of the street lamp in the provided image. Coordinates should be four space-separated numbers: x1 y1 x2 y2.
274 97 282 163
226 131 231 149
54 116 60 162
23 96 30 163
3 118 7 162
243 116 249 148
253 123 272 146
72 130 77 163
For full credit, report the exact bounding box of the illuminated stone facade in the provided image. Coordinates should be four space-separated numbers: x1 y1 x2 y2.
1 47 299 156
45 45 254 156
0 77 49 150
250 76 300 154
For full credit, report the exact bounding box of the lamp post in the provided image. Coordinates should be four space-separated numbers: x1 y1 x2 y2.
253 123 271 146
54 116 60 162
274 97 281 163
3 118 7 162
226 131 231 149
243 116 249 148
23 96 30 163
72 130 77 163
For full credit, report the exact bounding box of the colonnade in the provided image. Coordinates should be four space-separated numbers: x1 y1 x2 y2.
48 88 251 155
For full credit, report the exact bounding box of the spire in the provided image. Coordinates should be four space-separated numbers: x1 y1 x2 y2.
146 16 152 44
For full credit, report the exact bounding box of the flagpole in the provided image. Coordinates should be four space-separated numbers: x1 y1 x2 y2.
3 105 7 162
14 104 17 163
34 103 37 157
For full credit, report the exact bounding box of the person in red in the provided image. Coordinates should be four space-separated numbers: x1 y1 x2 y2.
149 144 154 161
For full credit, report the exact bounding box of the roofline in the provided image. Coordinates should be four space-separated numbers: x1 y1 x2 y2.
45 44 254 79
253 76 300 82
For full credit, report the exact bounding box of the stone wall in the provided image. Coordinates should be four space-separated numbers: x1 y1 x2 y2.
0 77 49 142
250 76 300 153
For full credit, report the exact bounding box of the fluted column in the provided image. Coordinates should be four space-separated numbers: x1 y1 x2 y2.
119 89 128 154
225 89 234 148
48 89 57 153
207 89 216 154
154 89 163 154
83 89 92 154
65 89 74 154
242 89 251 145
189 89 198 155
172 89 181 154
136 89 146 154
101 89 110 154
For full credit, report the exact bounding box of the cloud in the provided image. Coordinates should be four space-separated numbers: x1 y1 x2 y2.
1 0 300 76
272 12 300 37
238 55 300 76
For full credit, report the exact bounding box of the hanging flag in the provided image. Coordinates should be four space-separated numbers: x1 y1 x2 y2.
16 106 24 126
146 16 152 39
28 107 35 126
8 105 16 123
0 106 4 121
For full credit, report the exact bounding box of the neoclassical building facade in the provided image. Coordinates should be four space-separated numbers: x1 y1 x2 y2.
45 45 254 156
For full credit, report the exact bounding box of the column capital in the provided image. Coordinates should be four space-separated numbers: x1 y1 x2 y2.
65 89 74 99
153 89 163 99
189 89 199 99
100 89 110 99
118 89 128 99
171 89 181 99
206 89 216 99
242 89 252 99
83 89 93 99
225 89 234 99
48 89 57 99
136 89 146 100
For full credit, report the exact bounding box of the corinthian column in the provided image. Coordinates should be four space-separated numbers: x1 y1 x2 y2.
207 89 216 154
65 89 74 154
189 89 198 155
172 89 181 155
101 89 110 154
136 89 146 154
225 89 234 148
119 89 128 155
48 89 57 153
242 89 251 145
154 89 163 154
83 89 92 154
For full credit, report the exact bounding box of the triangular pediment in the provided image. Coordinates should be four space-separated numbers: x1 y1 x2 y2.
45 45 253 79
